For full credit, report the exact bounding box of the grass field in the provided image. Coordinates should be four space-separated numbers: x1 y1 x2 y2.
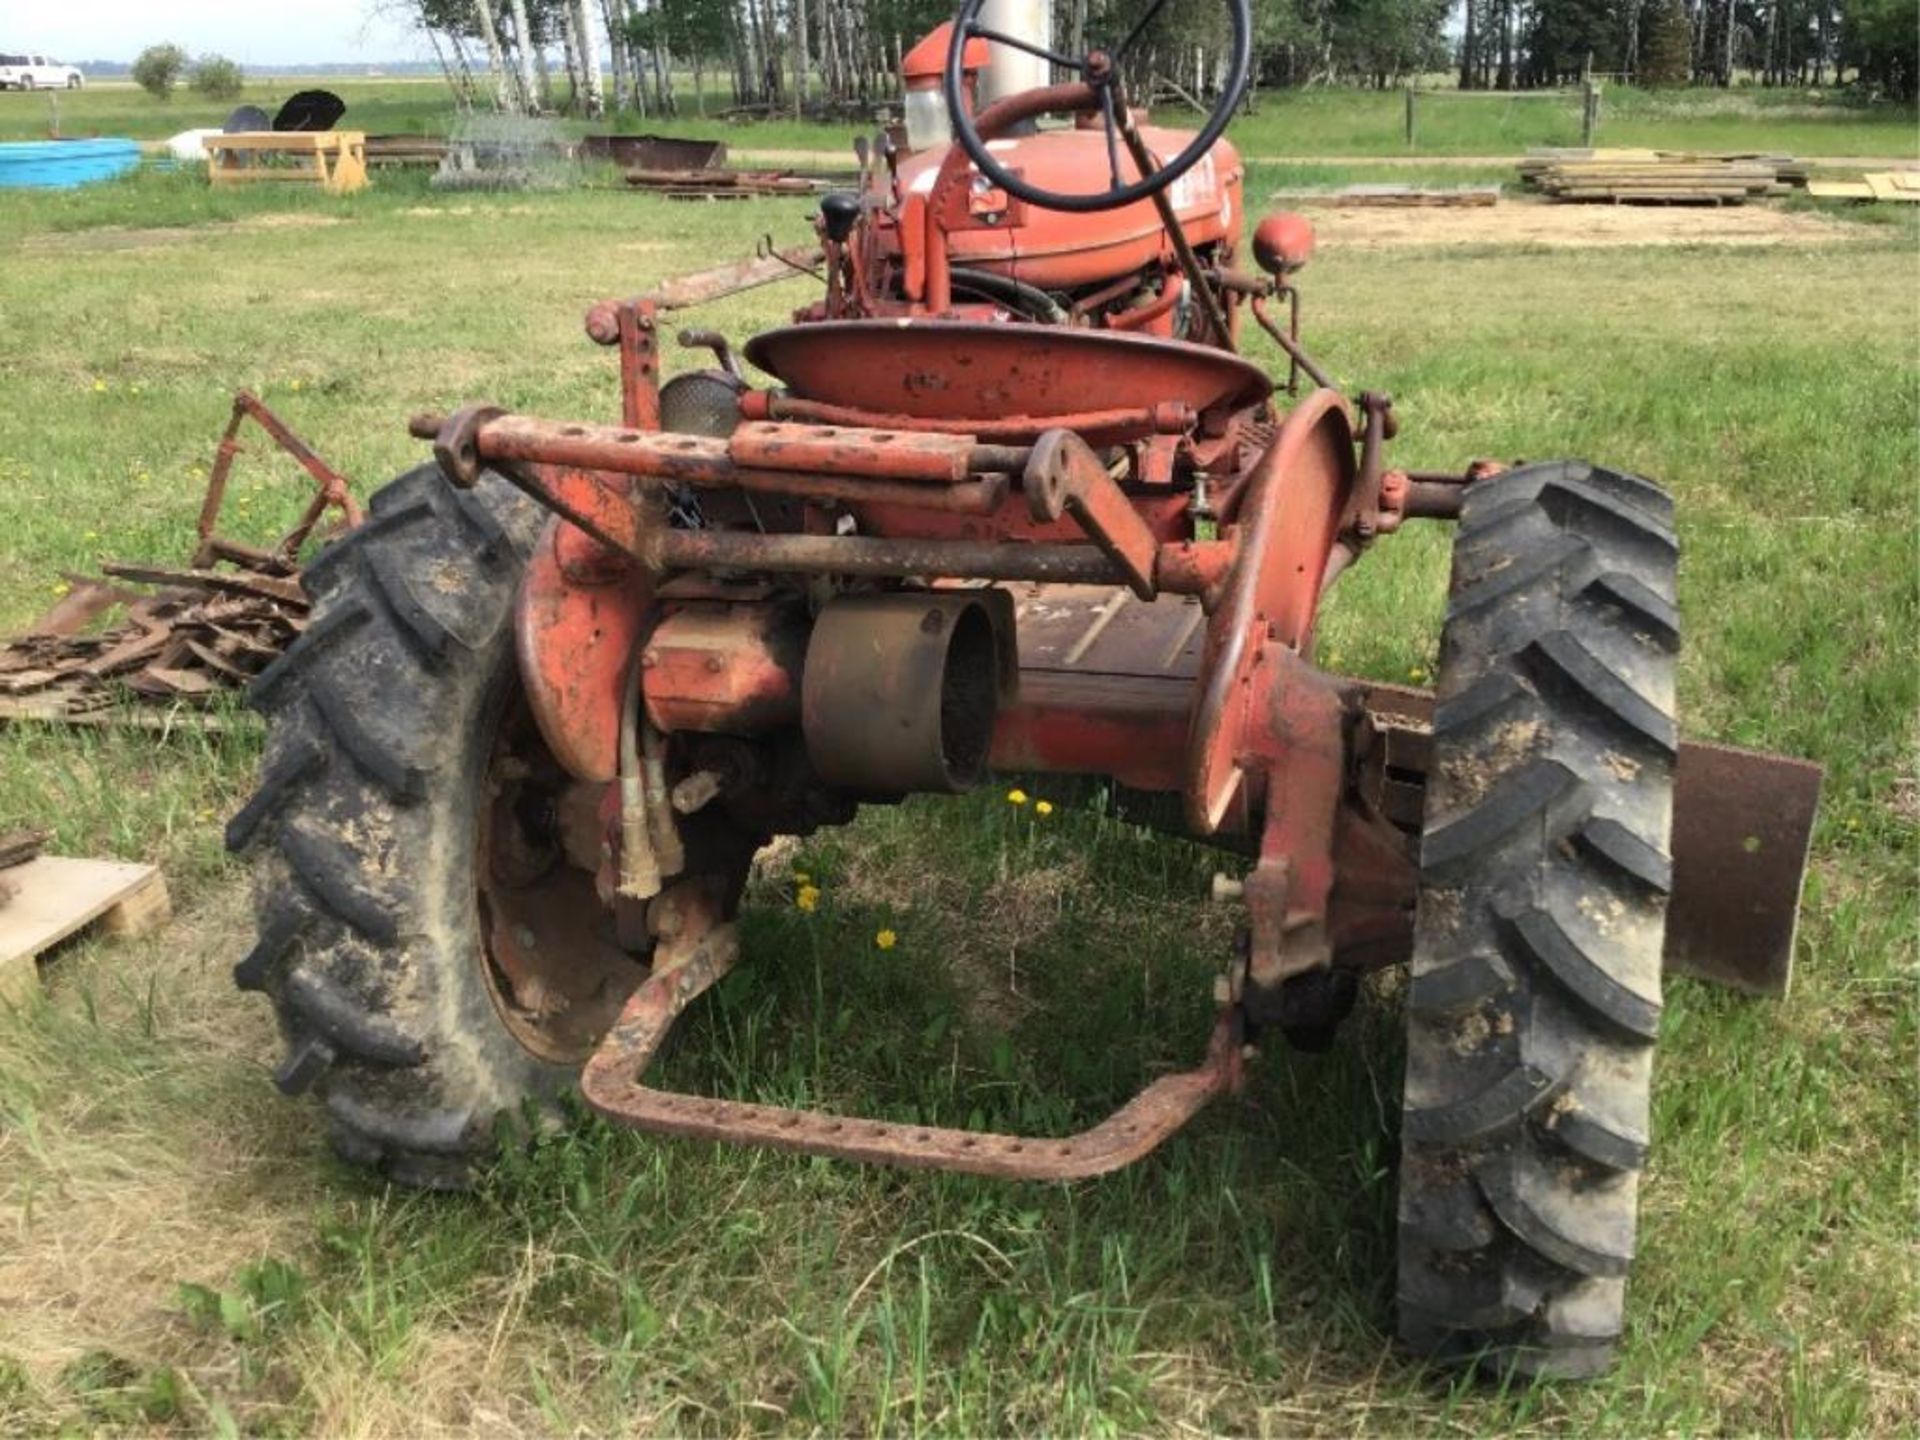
0 158 1915 1435
3 74 1916 160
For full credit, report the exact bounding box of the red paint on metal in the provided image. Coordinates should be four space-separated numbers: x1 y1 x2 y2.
743 391 1198 448
1188 388 1356 833
515 517 652 783
742 321 1270 425
641 602 806 735
617 300 662 431
1023 429 1161 597
1252 212 1315 274
729 420 979 483
901 20 988 80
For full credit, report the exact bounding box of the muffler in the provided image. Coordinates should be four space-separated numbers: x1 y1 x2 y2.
802 590 1017 795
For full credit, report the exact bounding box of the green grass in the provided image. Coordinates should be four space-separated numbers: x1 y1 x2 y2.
0 77 457 143
0 162 1914 1434
4 74 1914 161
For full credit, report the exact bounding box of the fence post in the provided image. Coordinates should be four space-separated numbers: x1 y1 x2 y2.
1405 86 1416 148
1581 79 1599 146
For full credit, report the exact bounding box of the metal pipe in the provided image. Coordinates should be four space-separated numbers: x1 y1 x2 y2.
655 529 1126 584
1403 481 1466 518
753 394 1195 442
1250 296 1334 392
409 413 1027 481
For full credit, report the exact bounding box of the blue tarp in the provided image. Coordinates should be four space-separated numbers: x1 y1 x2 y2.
0 138 140 189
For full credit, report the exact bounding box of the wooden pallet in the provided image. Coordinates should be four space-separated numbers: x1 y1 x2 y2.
0 857 170 1003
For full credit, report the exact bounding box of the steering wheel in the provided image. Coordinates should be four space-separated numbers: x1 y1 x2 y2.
943 0 1251 214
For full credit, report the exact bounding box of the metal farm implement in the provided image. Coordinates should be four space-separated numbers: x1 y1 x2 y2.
230 0 1821 1380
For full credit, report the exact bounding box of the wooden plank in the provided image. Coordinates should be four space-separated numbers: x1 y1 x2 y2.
1864 172 1920 202
0 857 169 1002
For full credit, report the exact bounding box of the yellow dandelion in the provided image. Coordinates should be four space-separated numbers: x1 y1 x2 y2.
875 928 898 951
1006 788 1029 806
50 580 70 597
290 379 303 392
1408 665 1430 683
129 383 143 395
1034 800 1054 817
792 869 813 885
795 883 821 913
91 379 107 393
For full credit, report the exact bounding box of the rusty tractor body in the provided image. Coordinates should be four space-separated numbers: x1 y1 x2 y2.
233 0 1820 1381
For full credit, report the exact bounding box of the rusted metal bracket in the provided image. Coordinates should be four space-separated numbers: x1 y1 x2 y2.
194 390 363 572
1024 430 1161 598
581 918 1246 1181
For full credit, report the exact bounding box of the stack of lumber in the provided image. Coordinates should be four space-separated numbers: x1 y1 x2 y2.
1519 148 1804 204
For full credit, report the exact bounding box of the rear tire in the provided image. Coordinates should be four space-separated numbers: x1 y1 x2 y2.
229 465 752 1187
1396 461 1678 1379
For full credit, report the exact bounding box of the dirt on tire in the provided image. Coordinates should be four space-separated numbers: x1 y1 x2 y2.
1396 460 1679 1379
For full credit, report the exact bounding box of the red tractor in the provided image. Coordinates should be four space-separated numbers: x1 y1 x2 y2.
231 0 1820 1380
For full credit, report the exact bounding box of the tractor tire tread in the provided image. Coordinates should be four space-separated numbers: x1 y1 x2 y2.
1398 459 1677 1379
232 463 567 1186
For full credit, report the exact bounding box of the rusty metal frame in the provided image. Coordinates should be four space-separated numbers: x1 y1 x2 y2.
580 917 1246 1181
194 390 362 572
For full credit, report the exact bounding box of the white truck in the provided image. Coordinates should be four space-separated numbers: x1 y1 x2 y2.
0 53 85 89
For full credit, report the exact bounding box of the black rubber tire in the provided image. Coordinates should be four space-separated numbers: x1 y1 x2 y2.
229 465 622 1188
1396 460 1679 1380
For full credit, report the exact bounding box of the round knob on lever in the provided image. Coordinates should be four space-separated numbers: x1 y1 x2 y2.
1252 212 1316 277
819 191 862 244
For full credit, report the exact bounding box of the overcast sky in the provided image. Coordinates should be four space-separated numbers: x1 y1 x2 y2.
15 1 429 67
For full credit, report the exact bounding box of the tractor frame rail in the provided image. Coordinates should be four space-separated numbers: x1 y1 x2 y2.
580 919 1246 1181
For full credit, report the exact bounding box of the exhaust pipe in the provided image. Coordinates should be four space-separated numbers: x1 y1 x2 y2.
802 591 1017 795
975 0 1054 108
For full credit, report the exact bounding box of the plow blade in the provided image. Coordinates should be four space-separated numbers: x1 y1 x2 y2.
994 585 1822 998
1665 740 1822 995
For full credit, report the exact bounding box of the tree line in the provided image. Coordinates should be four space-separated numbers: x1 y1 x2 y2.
1458 0 1915 95
401 0 1917 119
